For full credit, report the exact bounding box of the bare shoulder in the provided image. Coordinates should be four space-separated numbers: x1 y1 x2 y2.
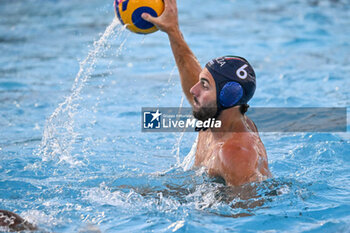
219 133 258 167
218 133 266 186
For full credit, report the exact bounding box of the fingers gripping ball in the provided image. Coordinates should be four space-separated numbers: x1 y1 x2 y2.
114 0 164 34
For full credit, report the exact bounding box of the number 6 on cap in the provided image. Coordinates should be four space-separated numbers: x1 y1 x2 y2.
236 64 248 80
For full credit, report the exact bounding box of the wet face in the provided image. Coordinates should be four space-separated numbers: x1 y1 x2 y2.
189 68 217 121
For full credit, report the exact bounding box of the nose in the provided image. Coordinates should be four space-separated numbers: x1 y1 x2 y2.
190 82 201 97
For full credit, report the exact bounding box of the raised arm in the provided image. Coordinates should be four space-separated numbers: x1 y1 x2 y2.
141 0 201 106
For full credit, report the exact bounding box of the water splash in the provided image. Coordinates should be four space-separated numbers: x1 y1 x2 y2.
172 95 185 165
170 94 197 171
180 135 197 171
37 19 127 166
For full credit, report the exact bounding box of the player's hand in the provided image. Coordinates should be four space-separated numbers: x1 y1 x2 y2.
141 0 179 35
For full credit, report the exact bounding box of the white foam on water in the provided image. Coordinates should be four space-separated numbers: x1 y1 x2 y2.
180 135 197 171
82 182 184 216
36 19 127 166
82 183 134 209
21 210 58 228
167 220 185 232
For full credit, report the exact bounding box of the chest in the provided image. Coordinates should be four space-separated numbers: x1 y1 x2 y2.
194 133 223 175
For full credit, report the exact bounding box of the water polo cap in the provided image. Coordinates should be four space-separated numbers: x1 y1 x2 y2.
205 56 256 117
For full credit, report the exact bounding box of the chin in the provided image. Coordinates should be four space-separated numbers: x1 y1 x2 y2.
192 106 217 121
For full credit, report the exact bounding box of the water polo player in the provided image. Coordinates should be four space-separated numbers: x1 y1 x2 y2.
142 0 271 186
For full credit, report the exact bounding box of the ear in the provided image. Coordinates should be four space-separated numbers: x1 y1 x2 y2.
219 82 243 107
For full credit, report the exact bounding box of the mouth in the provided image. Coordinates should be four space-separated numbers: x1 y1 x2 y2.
193 97 200 108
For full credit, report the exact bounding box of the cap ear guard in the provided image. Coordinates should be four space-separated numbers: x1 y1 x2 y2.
219 81 244 108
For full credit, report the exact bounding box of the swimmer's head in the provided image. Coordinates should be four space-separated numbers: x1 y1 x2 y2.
205 56 256 117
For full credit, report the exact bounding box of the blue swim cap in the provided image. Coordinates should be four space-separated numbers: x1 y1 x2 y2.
205 56 256 116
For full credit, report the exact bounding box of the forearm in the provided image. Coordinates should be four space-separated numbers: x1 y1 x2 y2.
168 29 202 106
141 0 201 105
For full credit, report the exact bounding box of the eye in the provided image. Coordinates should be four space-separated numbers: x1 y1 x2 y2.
201 80 209 89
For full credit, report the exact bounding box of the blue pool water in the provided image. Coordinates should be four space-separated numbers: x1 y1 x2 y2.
1 0 350 232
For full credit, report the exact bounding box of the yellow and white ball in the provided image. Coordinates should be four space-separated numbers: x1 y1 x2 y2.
114 0 164 34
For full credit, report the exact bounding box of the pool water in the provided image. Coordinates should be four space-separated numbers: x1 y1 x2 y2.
0 0 349 232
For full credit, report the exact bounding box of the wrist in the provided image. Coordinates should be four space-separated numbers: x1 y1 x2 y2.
166 26 182 39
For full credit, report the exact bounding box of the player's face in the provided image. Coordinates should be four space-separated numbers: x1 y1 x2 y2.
190 68 217 121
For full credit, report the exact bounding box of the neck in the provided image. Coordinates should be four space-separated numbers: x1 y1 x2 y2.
209 106 246 139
